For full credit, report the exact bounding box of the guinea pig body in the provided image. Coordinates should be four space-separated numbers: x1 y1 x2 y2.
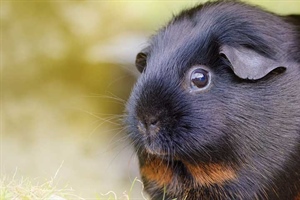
126 1 300 200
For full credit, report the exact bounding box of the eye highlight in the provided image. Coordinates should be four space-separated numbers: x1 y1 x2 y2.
187 66 211 92
191 68 209 88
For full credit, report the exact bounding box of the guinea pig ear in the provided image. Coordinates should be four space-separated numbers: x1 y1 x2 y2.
136 47 150 73
220 45 286 80
135 52 147 73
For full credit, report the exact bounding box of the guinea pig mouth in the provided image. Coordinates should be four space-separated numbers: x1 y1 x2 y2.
144 146 169 157
144 140 166 156
141 134 177 159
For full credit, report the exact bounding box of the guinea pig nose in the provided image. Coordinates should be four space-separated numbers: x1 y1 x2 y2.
137 117 160 136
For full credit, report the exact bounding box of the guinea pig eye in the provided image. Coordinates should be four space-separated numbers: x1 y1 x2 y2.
135 52 147 73
189 67 211 91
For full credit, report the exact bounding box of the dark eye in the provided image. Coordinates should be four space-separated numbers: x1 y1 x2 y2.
190 67 211 91
135 52 147 73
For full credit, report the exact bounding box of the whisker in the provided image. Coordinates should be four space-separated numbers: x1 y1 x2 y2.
71 107 126 125
99 128 129 151
118 64 140 78
83 92 127 105
105 139 133 172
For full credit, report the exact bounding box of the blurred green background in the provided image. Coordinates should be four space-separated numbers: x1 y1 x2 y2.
1 0 299 198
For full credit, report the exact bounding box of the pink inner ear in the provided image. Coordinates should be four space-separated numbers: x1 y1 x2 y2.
220 45 286 80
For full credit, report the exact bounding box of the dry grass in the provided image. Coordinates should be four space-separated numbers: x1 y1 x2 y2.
0 173 147 200
0 174 85 200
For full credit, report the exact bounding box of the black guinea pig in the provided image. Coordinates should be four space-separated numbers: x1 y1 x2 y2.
125 1 300 200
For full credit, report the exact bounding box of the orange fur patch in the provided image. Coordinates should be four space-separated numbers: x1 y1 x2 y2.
184 162 237 187
140 157 173 188
295 192 300 200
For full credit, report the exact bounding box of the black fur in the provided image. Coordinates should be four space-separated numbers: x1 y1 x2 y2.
126 1 300 199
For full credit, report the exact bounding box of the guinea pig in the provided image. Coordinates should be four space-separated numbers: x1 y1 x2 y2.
126 1 300 199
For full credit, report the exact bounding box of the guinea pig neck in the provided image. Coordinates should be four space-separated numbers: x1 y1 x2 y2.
139 152 240 199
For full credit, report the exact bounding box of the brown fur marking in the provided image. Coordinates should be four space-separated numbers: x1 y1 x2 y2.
185 162 237 187
295 192 300 200
140 157 173 188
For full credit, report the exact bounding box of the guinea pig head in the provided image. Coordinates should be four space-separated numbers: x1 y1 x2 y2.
126 2 300 169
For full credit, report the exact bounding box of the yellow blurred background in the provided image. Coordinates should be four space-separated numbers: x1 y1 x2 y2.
1 0 299 198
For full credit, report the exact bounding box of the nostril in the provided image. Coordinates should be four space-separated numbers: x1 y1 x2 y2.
148 117 159 126
148 122 160 135
137 120 147 134
137 117 160 135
